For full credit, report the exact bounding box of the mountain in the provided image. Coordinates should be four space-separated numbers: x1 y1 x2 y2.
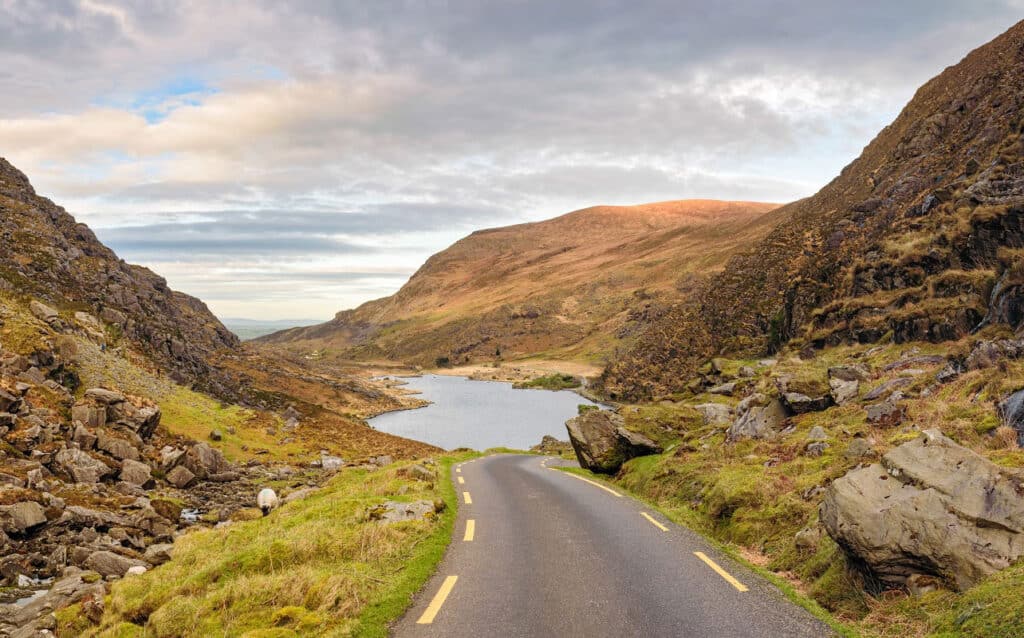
259 199 779 366
603 19 1024 399
0 158 238 390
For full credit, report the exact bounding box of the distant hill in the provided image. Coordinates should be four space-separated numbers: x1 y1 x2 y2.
257 199 780 366
602 19 1024 399
222 318 325 341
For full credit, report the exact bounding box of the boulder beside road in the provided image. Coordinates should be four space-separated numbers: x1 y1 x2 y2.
820 429 1024 591
565 410 662 474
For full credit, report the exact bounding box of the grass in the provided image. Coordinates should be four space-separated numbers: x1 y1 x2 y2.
61 453 476 637
512 373 581 390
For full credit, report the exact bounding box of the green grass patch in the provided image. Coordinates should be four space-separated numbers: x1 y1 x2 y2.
512 373 581 390
71 454 476 637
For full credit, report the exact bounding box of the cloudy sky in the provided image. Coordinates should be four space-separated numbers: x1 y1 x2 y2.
2 1 1022 320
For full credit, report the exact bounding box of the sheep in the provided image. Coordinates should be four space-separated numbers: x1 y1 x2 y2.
257 488 279 516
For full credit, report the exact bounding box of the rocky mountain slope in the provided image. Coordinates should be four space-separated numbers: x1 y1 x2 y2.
603 19 1024 400
258 200 779 367
0 160 441 634
0 158 238 393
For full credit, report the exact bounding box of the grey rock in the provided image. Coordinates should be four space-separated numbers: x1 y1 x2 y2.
181 443 231 479
84 388 125 404
997 389 1024 447
369 500 437 524
72 425 97 450
863 377 913 401
54 447 114 483
727 397 787 441
320 455 344 471
565 410 662 474
844 438 874 459
119 459 152 486
829 378 859 405
828 364 871 382
0 501 47 533
29 300 58 322
708 382 737 396
866 400 904 425
408 464 435 481
807 426 829 441
71 403 106 428
693 403 732 426
782 392 833 414
821 430 1024 590
84 550 145 577
165 465 195 488
143 543 174 565
283 488 318 504
96 430 140 461
805 442 829 457
209 429 223 441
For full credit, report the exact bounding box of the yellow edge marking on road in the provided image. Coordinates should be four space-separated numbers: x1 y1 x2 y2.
552 468 623 497
458 476 465 484
456 467 461 473
464 519 475 541
694 551 748 592
463 491 472 504
641 512 669 532
416 575 459 624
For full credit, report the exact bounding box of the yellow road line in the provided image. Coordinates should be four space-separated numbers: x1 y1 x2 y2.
456 467 461 473
416 575 458 624
552 469 623 497
641 512 669 532
464 519 475 541
463 491 472 504
694 551 748 592
458 476 465 484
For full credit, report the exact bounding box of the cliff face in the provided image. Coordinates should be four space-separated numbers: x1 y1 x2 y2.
259 199 780 366
0 158 239 389
603 19 1024 399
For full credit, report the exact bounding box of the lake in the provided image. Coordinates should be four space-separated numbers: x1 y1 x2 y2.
368 374 599 450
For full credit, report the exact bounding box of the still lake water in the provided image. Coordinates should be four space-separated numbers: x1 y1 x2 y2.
368 374 599 450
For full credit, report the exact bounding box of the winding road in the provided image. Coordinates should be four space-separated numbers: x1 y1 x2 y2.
392 454 832 637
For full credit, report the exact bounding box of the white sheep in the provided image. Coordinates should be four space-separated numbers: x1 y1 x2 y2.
257 488 280 516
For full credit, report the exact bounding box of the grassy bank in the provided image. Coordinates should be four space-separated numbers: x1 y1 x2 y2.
582 338 1024 637
60 454 474 637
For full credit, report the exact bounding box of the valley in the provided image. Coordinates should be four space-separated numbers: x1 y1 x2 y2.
1 9 1024 638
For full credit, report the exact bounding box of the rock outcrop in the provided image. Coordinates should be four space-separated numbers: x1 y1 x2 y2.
565 410 662 473
0 157 239 391
820 430 1024 591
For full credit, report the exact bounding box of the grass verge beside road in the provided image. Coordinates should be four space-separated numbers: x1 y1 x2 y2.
60 453 475 638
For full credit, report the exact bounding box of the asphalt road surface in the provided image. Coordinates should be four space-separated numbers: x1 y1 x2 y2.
392 454 833 637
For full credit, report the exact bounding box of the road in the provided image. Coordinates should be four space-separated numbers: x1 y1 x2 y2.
392 454 832 637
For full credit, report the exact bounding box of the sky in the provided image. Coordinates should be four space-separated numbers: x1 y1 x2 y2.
2 1 1022 321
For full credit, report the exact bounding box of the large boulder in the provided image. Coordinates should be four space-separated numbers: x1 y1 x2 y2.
181 443 231 479
84 550 145 577
0 501 47 533
727 394 787 441
565 410 662 474
54 447 114 483
820 430 1024 591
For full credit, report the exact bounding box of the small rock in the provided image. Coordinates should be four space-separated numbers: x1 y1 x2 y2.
807 426 829 441
408 464 435 481
844 438 873 459
165 465 196 488
84 388 126 404
209 429 223 441
805 442 829 457
866 400 904 425
125 565 147 576
708 382 737 396
143 543 173 565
